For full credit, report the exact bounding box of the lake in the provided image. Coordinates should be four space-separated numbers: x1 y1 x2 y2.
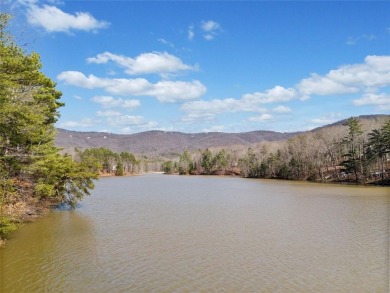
1 175 389 292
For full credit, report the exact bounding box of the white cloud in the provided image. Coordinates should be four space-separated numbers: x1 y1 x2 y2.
181 86 294 116
242 86 298 104
158 38 174 48
105 115 159 133
57 71 206 103
27 4 109 33
201 20 221 40
353 93 390 110
328 56 390 87
182 99 238 114
181 112 216 123
96 110 122 117
273 105 292 113
57 71 151 94
297 74 359 97
309 113 342 125
248 114 273 122
58 118 95 128
181 86 296 123
346 34 376 45
87 51 195 75
202 125 226 133
91 96 140 110
204 34 215 41
188 25 194 40
297 55 390 98
181 56 390 125
186 21 221 41
310 118 334 124
106 115 146 127
201 20 220 32
47 0 64 4
150 80 206 103
120 121 159 134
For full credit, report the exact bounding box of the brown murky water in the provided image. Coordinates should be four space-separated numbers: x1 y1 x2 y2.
1 175 389 292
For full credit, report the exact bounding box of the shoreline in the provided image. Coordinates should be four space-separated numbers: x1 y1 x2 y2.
163 172 390 187
2 172 388 247
0 197 60 248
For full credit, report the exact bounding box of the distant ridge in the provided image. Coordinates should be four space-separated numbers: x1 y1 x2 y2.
55 129 298 157
308 114 390 132
55 114 389 158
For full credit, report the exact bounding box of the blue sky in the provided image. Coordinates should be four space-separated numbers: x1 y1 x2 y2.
4 0 390 133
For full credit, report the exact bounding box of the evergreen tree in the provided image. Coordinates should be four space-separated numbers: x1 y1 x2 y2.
120 151 138 174
178 150 192 174
0 13 97 215
366 120 390 181
341 117 364 182
162 161 174 174
201 149 213 174
213 149 228 172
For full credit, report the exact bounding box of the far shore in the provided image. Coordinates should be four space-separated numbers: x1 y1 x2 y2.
104 170 390 187
98 171 163 178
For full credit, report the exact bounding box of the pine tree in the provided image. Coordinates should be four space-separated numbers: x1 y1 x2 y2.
341 117 364 182
0 13 97 214
366 120 390 181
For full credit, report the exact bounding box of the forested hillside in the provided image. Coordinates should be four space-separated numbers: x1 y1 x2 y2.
162 116 390 184
59 115 390 183
56 128 297 158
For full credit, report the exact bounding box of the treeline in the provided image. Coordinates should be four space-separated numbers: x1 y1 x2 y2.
0 14 97 242
163 117 390 184
75 148 139 176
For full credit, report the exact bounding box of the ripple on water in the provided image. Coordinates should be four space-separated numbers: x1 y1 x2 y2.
1 176 389 292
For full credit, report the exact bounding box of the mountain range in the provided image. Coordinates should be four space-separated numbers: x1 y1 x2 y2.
55 115 389 158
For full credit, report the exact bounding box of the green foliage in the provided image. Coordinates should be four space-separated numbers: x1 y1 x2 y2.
116 161 124 176
0 215 18 238
178 150 192 175
346 117 363 140
239 148 260 177
365 119 390 181
201 149 213 174
78 148 118 173
213 149 228 171
259 162 269 177
341 117 364 181
367 120 390 158
26 148 98 207
277 163 289 179
75 148 101 173
120 151 138 173
77 148 138 175
167 117 389 184
0 177 15 200
0 13 97 213
162 161 174 174
0 18 63 151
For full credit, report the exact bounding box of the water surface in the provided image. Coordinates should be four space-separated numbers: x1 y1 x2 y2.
1 175 389 292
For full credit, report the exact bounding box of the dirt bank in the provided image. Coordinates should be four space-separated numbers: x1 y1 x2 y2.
0 194 60 247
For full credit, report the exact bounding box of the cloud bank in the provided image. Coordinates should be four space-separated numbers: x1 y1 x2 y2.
181 55 390 123
57 71 206 103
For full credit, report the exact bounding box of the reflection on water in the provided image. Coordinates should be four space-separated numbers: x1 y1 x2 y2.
1 175 389 292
